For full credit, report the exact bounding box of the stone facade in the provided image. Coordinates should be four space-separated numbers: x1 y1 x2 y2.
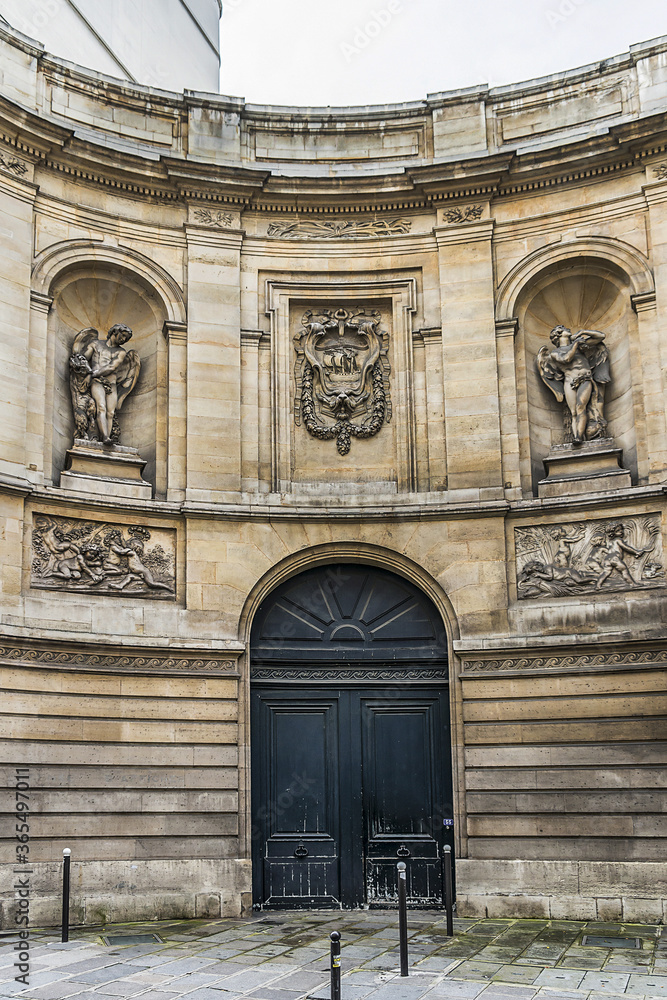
0 21 666 925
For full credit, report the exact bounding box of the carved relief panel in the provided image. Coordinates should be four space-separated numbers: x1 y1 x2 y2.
515 514 664 599
31 514 176 599
264 278 418 495
293 307 391 455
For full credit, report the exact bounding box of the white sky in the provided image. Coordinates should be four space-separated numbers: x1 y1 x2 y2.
218 0 667 107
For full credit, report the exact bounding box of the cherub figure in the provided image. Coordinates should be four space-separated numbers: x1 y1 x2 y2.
35 516 102 583
107 536 173 592
537 326 610 444
69 324 140 446
591 522 653 590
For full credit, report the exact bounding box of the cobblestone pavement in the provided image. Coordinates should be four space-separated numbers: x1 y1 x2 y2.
1 912 665 1000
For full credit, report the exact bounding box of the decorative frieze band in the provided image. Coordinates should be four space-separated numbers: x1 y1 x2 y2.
461 648 667 674
252 665 448 681
0 642 238 674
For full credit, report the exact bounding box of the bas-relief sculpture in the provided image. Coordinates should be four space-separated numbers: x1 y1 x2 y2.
69 325 140 446
516 515 664 599
537 326 610 444
267 218 411 239
294 307 391 455
32 515 175 598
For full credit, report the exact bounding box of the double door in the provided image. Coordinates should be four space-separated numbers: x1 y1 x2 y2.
251 684 453 909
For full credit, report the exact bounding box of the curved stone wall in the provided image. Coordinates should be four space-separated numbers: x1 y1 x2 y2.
0 23 666 925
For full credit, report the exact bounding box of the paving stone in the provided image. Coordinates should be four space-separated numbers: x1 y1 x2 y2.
449 962 503 982
244 991 306 1000
68 964 144 984
626 974 667 995
490 967 540 986
532 971 584 990
427 983 487 999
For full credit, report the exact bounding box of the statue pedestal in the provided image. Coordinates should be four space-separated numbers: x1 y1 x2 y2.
60 440 152 499
538 438 631 498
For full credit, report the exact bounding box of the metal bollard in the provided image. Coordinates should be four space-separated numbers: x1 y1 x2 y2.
330 930 341 1000
61 848 71 943
397 861 408 976
443 845 454 937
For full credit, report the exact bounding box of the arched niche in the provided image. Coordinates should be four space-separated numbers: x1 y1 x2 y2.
47 264 166 494
513 256 645 494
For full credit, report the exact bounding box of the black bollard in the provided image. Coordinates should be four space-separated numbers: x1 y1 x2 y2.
61 848 71 943
443 845 454 937
397 861 408 976
330 930 341 1000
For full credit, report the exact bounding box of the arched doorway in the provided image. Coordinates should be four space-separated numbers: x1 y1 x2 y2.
250 563 454 909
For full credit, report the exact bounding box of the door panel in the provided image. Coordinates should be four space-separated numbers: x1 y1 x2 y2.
362 698 445 906
252 685 453 909
253 697 341 907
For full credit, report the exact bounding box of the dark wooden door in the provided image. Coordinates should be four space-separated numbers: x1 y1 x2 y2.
251 686 453 908
250 564 453 910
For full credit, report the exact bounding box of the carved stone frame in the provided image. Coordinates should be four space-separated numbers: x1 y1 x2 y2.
265 277 418 494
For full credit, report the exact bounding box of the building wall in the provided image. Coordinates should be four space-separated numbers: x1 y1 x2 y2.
0 0 221 93
0 23 666 925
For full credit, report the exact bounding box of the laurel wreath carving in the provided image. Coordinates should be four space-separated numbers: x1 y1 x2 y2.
300 359 387 455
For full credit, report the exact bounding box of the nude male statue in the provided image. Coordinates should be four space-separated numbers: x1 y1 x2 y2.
69 325 140 446
537 326 610 444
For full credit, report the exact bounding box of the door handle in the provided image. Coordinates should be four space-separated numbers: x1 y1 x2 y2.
397 844 411 857
294 843 309 858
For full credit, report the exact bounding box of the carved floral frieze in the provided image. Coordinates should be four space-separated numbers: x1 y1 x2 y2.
516 514 664 599
443 205 483 223
32 515 176 599
267 218 411 239
193 208 233 228
294 307 392 455
653 163 667 180
0 151 28 175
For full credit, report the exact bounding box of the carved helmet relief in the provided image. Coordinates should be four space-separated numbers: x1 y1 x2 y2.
293 307 392 455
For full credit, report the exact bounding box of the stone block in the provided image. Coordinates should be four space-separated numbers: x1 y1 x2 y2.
195 892 221 918
597 897 623 921
622 897 665 923
549 895 598 921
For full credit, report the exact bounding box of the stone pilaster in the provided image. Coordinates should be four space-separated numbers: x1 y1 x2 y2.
164 320 188 502
435 215 503 497
0 166 37 481
185 224 243 500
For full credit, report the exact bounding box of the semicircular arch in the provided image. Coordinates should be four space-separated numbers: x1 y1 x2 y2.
32 239 186 325
238 541 461 649
496 236 654 322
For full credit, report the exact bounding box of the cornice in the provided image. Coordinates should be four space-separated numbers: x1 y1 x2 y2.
6 476 664 523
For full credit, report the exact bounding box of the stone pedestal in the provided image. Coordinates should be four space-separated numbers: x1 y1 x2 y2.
538 438 632 497
60 440 152 499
